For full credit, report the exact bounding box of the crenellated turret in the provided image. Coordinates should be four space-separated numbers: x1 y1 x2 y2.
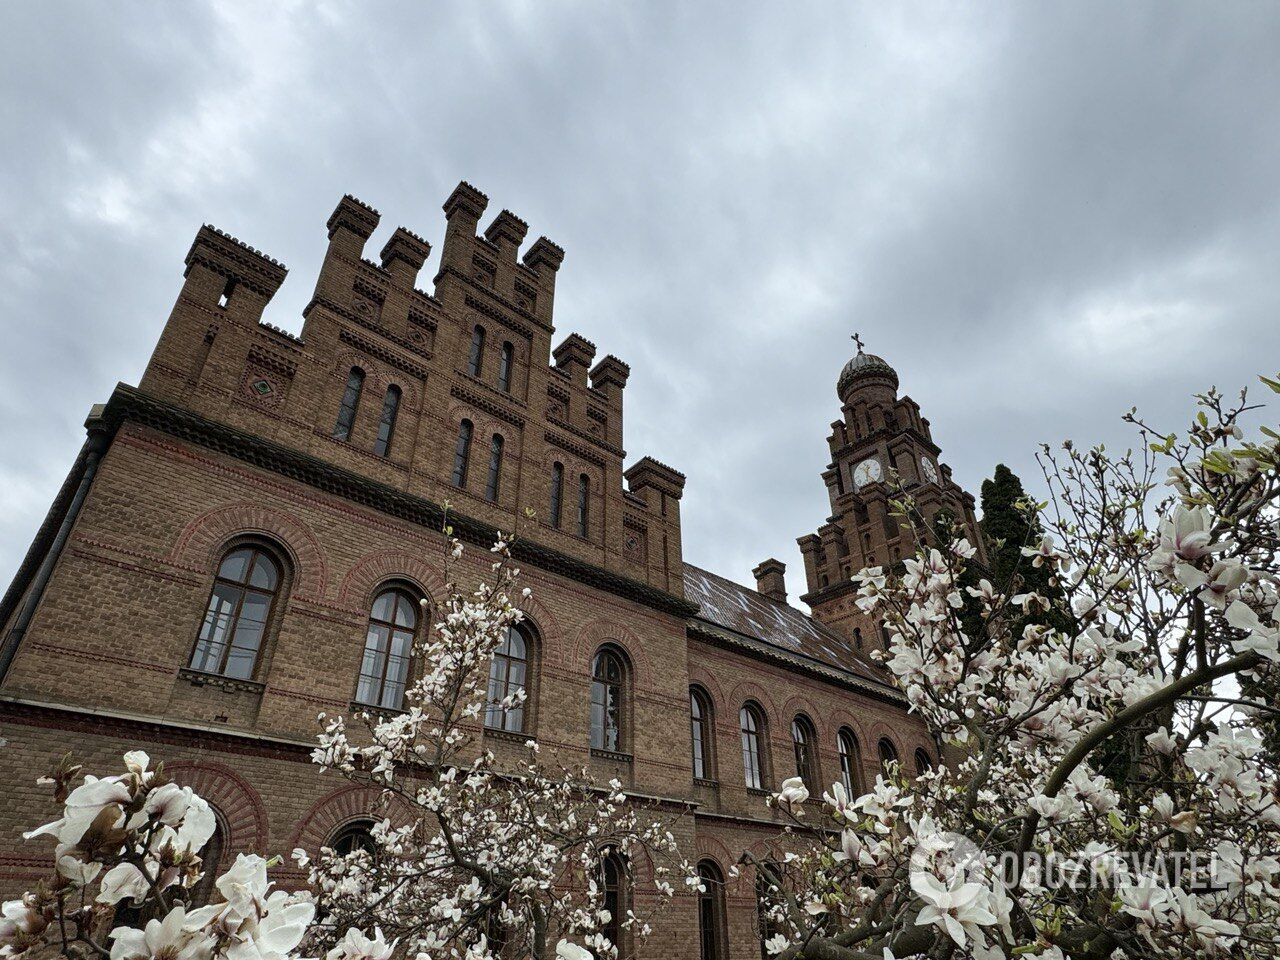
798 337 986 642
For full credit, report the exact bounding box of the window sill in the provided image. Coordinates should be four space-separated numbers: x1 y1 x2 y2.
178 668 264 695
694 777 719 789
590 747 633 764
484 727 535 745
349 700 406 722
746 786 772 798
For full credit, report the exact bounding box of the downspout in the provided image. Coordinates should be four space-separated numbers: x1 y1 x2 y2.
0 422 111 682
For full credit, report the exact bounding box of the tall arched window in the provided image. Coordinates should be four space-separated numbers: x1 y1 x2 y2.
690 687 714 781
189 813 227 907
878 738 899 775
468 325 486 377
373 385 401 457
590 648 625 752
576 473 590 538
328 819 376 857
452 419 473 487
356 588 418 710
838 728 862 797
740 703 767 790
332 367 365 440
756 870 782 960
485 434 504 502
497 341 514 392
486 624 531 733
191 545 282 680
599 849 627 956
549 462 564 528
915 748 935 776
792 715 819 794
697 860 728 960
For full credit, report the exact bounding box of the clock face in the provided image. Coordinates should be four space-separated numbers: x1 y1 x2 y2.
852 458 882 489
921 457 939 484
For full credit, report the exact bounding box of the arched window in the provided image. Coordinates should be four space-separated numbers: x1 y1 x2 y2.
191 545 282 680
838 728 862 797
468 325 486 377
599 849 627 956
756 870 782 960
356 588 419 710
915 748 935 775
498 341 514 392
740 703 767 790
697 860 728 960
576 473 590 538
332 367 365 440
549 462 564 528
791 715 819 794
485 434 504 502
590 648 625 752
373 385 401 457
190 814 227 907
690 687 714 781
486 624 531 733
853 627 863 650
878 738 899 775
452 419 473 487
328 819 376 857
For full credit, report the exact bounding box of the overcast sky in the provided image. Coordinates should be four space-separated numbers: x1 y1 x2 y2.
2 2 1279 608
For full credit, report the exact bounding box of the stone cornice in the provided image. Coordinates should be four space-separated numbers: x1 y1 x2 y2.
93 385 698 619
338 328 430 380
451 383 526 428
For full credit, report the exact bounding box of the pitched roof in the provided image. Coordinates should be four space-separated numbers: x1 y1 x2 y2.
682 563 886 685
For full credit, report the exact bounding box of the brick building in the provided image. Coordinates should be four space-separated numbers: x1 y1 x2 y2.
0 183 983 959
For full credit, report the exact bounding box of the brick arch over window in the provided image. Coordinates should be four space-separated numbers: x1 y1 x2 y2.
170 503 328 601
337 551 447 610
570 620 651 687
289 784 413 853
165 761 268 856
687 667 728 727
827 709 872 754
725 680 781 728
513 590 561 648
693 837 742 895
779 695 825 736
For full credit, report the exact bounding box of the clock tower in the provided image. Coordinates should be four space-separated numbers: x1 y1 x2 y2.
796 340 986 648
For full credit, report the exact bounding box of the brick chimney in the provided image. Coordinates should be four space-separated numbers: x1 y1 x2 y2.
753 559 787 604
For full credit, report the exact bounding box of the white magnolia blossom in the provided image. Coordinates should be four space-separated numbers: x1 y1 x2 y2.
5 755 332 960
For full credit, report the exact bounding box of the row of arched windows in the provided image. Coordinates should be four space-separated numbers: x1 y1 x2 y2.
332 367 403 458
688 685 933 793
468 324 515 394
193 544 930 790
190 542 630 747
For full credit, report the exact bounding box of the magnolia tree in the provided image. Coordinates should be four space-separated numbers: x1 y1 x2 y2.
746 379 1280 959
302 525 694 960
2 527 692 960
0 750 314 960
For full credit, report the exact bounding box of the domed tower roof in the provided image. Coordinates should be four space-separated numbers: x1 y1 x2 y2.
838 335 898 398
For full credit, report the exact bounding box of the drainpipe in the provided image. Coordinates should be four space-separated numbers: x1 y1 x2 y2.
0 423 111 683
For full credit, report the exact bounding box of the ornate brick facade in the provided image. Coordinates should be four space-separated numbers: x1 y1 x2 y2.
0 183 980 959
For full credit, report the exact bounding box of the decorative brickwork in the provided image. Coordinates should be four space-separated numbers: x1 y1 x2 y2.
0 183 977 959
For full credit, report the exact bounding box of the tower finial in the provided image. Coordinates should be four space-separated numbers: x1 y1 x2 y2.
851 332 865 354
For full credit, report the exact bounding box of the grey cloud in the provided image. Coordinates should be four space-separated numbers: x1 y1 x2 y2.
2 1 1278 604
